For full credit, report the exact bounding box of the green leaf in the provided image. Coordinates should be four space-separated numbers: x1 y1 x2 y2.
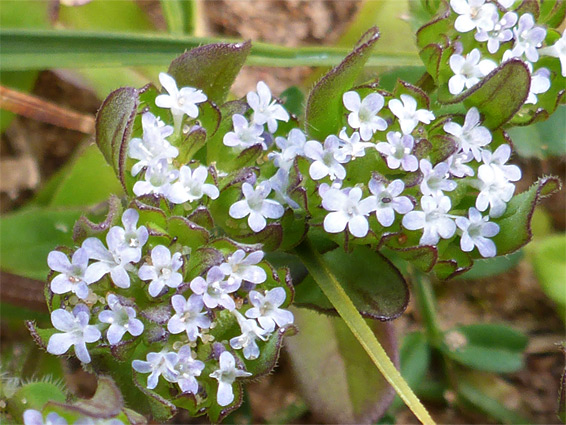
0 208 84 280
458 250 523 280
0 28 421 71
506 105 566 158
167 41 251 105
280 86 305 118
95 86 139 189
304 27 380 140
441 324 528 373
492 176 561 255
532 234 566 309
8 381 66 419
438 59 531 129
294 245 408 320
285 308 397 423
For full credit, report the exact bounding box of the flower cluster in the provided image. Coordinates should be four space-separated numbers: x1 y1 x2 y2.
447 0 565 105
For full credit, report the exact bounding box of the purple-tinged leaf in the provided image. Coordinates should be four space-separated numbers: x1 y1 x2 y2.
188 206 214 229
167 216 210 251
515 0 540 19
178 125 207 163
73 195 123 244
305 27 380 140
415 0 451 50
132 371 177 421
286 309 397 424
380 234 438 272
167 41 251 105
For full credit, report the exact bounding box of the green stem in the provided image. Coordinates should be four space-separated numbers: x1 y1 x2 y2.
411 269 443 346
294 239 435 425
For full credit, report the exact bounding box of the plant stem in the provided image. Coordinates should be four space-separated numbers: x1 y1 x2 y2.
294 239 436 425
411 268 443 346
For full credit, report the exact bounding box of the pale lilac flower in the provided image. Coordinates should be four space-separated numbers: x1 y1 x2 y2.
479 144 521 182
155 72 207 131
456 207 500 257
270 128 307 171
321 187 375 238
74 418 124 425
540 30 566 76
109 208 149 254
174 345 205 394
419 159 458 196
138 245 183 297
402 195 457 245
268 168 300 209
443 107 492 161
448 49 497 95
450 0 497 33
132 351 179 390
303 135 347 181
98 294 144 345
445 151 475 178
132 159 179 199
47 305 101 364
474 166 516 218
128 112 177 176
366 179 413 227
209 351 252 406
475 12 518 54
48 248 90 300
376 131 419 172
223 114 265 151
342 91 388 140
23 410 67 425
335 128 375 161
190 266 238 311
219 249 266 287
245 287 294 332
229 181 284 233
168 165 219 204
230 310 270 360
526 67 551 104
388 94 435 134
247 81 290 133
167 294 211 341
82 231 140 289
510 14 547 63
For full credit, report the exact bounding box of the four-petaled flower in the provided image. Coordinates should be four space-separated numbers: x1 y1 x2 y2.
167 294 211 341
448 49 497 95
229 181 285 233
47 305 101 364
138 245 184 297
456 207 500 257
98 294 144 345
402 195 457 245
321 187 374 238
245 287 294 332
209 351 252 406
219 249 267 287
223 114 266 151
443 107 492 161
132 351 179 390
376 131 419 172
190 266 238 311
229 310 269 360
247 81 290 133
343 91 388 141
48 248 91 300
367 178 414 227
169 165 219 204
388 94 435 135
303 135 348 181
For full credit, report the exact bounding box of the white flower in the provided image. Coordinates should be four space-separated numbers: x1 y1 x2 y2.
138 245 183 297
540 30 566 77
174 345 205 394
245 287 294 332
474 165 516 218
82 231 140 289
167 294 211 341
376 131 419 172
168 165 219 204
450 0 497 33
47 305 101 364
419 159 457 196
209 351 252 406
496 0 515 7
402 195 456 245
366 179 414 227
48 248 90 300
342 91 388 140
219 249 267 287
98 294 144 345
445 151 475 177
128 112 177 176
132 351 179 390
335 128 375 161
475 12 518 54
526 67 551 104
228 181 284 233
155 72 207 131
321 187 374 238
303 135 347 181
270 128 307 171
223 114 265 151
268 168 300 209
110 208 149 254
448 49 497 95
229 310 269 360
510 14 547 63
23 410 67 425
456 207 500 257
479 144 521 182
247 81 290 133
443 107 492 161
388 94 435 134
132 158 179 199
190 266 238 311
